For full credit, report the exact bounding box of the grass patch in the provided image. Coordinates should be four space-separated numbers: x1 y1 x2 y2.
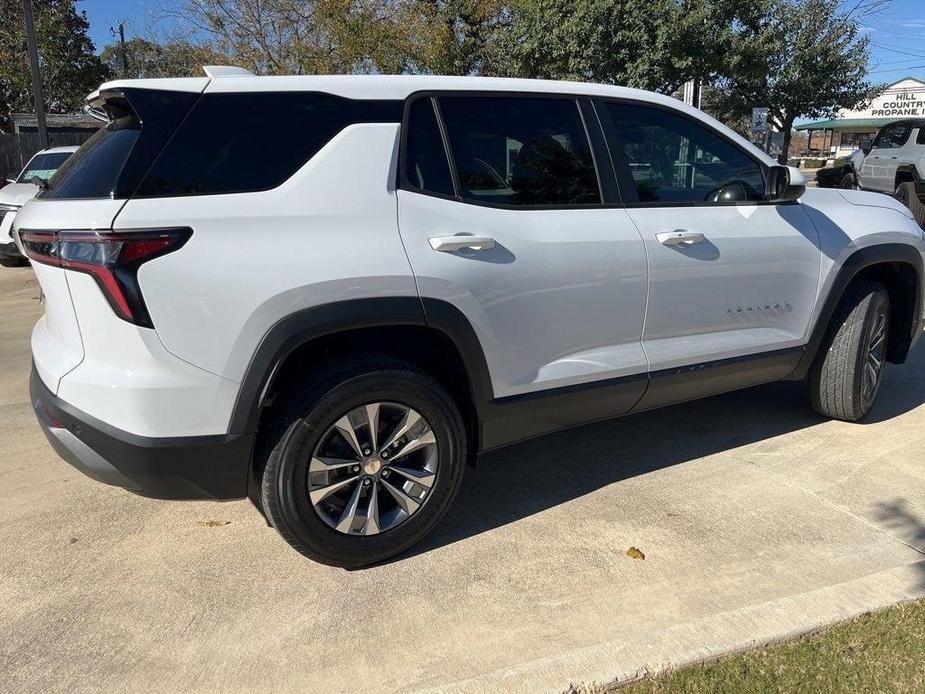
581 599 925 693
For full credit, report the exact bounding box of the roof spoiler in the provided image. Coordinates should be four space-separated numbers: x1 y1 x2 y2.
202 65 255 78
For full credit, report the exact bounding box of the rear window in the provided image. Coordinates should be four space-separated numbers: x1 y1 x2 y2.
18 152 71 183
39 89 198 200
135 92 403 197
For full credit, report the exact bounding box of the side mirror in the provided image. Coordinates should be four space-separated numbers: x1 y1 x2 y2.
767 165 805 202
5 178 14 184
859 138 872 155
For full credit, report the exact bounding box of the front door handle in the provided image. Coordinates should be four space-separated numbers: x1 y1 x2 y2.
656 230 706 246
429 235 496 252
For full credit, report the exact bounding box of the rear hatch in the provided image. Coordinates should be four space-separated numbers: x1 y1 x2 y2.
16 80 206 393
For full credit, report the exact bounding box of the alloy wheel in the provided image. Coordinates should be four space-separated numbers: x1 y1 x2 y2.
307 402 438 535
861 309 887 403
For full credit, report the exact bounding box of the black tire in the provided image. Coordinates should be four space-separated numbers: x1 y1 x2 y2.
260 356 466 568
0 255 29 268
810 281 890 421
840 172 856 189
894 181 925 229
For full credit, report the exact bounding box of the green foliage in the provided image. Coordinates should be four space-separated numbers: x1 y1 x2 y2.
100 38 229 79
0 0 111 131
707 0 881 162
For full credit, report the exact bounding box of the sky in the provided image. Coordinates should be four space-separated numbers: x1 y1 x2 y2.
79 0 925 85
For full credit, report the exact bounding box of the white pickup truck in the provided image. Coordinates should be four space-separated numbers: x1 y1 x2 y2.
850 119 925 226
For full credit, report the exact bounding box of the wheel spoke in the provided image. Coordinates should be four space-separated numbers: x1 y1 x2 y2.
335 479 364 533
381 477 421 515
364 403 381 450
364 482 380 535
334 413 364 458
380 408 422 452
865 360 879 387
309 474 359 505
389 465 435 489
389 428 436 461
310 456 358 473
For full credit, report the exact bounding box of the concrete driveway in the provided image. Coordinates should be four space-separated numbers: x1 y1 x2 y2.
1 268 924 693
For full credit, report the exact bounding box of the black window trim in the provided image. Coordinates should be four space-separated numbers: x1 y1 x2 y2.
593 96 783 209
398 89 613 211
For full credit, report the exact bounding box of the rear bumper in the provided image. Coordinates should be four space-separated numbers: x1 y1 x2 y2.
31 365 253 500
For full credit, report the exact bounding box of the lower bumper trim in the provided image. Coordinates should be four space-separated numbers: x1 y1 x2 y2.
31 365 253 500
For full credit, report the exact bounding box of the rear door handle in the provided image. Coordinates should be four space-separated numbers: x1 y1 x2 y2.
429 235 496 252
656 230 705 246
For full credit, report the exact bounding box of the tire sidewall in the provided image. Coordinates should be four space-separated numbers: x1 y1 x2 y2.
265 369 465 566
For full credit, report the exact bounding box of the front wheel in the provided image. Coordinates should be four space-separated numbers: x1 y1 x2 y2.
260 358 466 568
810 281 890 421
840 172 856 189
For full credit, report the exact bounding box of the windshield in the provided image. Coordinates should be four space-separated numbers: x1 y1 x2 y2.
17 152 72 183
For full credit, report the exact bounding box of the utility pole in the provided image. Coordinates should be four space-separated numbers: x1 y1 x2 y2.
21 0 48 149
119 22 129 74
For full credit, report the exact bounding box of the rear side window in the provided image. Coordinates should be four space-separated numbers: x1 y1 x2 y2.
40 89 197 200
436 96 601 206
136 93 402 197
917 128 925 145
404 98 454 197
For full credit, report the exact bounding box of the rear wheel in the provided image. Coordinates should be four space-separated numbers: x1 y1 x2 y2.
810 281 890 421
260 357 466 568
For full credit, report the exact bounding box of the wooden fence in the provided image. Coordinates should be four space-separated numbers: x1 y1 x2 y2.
0 129 97 183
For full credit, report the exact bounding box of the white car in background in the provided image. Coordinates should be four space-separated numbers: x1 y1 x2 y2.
0 146 78 267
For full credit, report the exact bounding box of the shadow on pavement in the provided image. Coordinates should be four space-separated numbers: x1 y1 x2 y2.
873 499 925 591
400 340 925 562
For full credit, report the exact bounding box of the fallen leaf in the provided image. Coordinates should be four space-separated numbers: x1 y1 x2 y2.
198 520 231 527
626 546 645 560
69 537 79 544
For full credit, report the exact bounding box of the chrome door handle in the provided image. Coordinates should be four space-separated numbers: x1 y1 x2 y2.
656 230 705 246
429 235 496 252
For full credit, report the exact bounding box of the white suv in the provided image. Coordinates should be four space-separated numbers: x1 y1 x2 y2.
18 70 925 567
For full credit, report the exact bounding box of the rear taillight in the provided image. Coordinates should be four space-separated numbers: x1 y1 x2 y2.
20 228 191 328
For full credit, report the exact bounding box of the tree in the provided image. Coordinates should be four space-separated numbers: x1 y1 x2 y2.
0 0 111 131
499 0 764 94
101 37 229 79
708 0 880 163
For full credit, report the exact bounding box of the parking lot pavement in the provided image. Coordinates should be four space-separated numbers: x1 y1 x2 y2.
2 268 924 694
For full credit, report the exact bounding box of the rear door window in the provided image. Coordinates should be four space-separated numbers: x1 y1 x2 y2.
403 98 455 197
435 96 601 206
136 92 402 197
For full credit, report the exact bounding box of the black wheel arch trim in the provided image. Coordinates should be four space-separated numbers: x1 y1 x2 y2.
227 297 495 437
788 243 924 380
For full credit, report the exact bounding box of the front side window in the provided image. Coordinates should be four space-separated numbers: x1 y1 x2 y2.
436 96 601 206
18 152 71 183
916 127 925 145
600 102 765 204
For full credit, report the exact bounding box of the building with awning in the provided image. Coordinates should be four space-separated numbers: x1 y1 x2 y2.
795 76 925 157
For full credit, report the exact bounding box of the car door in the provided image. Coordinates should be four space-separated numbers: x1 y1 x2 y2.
397 93 649 403
594 99 821 409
